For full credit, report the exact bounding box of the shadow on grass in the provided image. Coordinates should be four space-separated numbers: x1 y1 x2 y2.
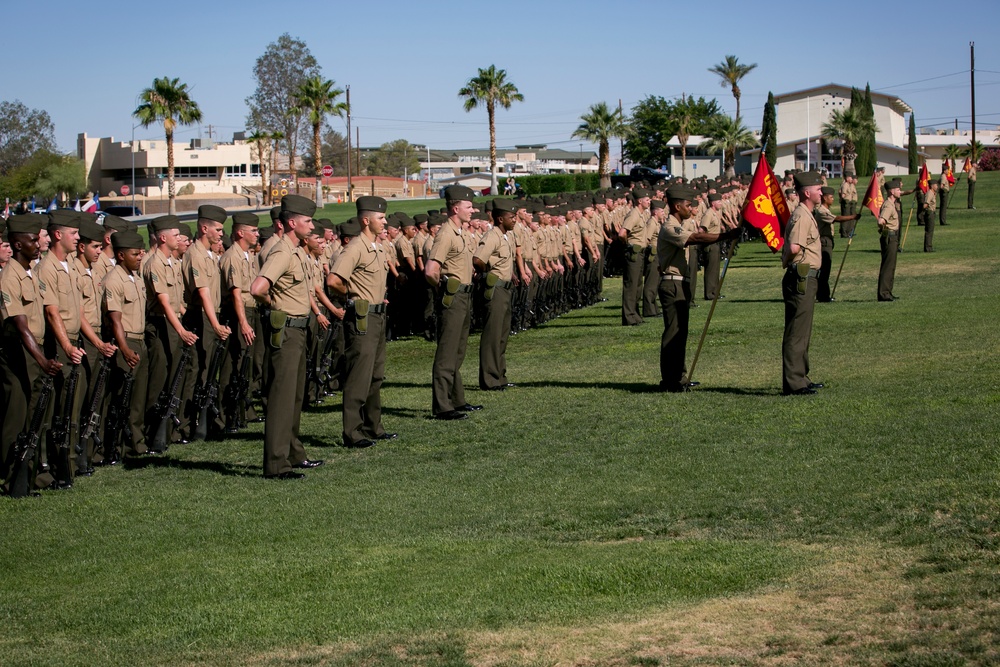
122 455 259 477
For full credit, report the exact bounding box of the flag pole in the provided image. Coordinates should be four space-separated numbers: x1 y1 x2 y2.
899 207 914 250
687 240 736 385
830 229 855 300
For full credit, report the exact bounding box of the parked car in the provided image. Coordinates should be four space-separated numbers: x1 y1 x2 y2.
102 205 142 217
610 166 673 188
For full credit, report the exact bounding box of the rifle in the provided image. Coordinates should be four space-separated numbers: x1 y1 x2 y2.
104 371 134 464
79 356 111 460
51 336 83 486
225 348 253 431
9 377 54 498
151 344 192 451
192 339 226 441
313 319 340 397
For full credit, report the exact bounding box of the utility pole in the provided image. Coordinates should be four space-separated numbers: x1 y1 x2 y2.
356 127 361 184
618 98 624 173
346 85 352 201
971 41 976 157
206 124 215 139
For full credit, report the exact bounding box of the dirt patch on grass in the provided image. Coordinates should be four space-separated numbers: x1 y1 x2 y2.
463 543 995 667
238 543 1000 666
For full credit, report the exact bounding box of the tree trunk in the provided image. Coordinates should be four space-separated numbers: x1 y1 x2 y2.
599 140 610 189
680 137 687 179
314 121 323 208
488 103 498 196
734 90 741 123
166 128 176 215
258 138 270 206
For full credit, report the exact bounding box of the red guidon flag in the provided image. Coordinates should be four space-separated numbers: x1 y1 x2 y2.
741 151 788 253
962 156 971 173
918 162 930 193
862 170 884 217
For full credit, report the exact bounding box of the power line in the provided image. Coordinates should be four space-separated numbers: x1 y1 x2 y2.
877 70 968 90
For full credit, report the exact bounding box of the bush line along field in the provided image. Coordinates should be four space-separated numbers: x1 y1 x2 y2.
1 173 998 666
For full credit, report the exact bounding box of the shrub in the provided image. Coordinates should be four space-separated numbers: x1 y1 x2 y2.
978 148 1000 171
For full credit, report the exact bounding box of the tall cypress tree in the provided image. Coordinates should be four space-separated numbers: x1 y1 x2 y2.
908 114 919 174
851 85 877 177
760 91 777 167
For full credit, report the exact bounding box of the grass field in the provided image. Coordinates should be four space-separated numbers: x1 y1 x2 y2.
2 174 999 666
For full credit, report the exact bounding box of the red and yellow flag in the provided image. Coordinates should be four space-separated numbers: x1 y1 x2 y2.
863 170 884 217
918 162 930 193
741 151 788 253
962 156 971 173
943 159 956 185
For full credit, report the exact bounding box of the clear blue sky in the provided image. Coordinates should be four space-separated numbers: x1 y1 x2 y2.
5 0 999 159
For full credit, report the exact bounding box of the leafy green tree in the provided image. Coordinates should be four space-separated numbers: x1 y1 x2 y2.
458 65 524 195
707 55 757 121
245 33 320 192
133 76 202 215
821 106 878 177
907 114 919 174
699 115 758 179
291 75 346 206
33 155 85 202
760 91 777 168
944 143 963 168
623 95 720 174
0 100 58 177
0 149 62 200
362 139 421 178
849 85 877 177
571 102 629 189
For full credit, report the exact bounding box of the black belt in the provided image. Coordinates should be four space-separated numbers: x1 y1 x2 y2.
286 316 310 329
456 283 473 293
495 279 512 290
368 304 386 314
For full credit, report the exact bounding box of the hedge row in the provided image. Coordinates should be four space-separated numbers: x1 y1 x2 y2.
513 173 601 195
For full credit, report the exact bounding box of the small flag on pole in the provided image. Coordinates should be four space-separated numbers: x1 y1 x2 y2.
47 197 58 212
82 193 99 213
918 163 930 193
740 150 789 253
962 156 971 173
862 170 884 217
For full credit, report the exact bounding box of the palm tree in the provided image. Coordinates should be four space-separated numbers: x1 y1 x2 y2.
699 116 758 179
269 130 285 186
133 76 202 215
291 75 347 207
944 143 962 170
962 139 984 161
458 65 524 195
670 94 703 179
820 107 878 176
571 102 629 189
708 55 757 122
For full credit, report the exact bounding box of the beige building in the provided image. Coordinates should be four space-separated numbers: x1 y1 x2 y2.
744 83 914 177
78 132 276 199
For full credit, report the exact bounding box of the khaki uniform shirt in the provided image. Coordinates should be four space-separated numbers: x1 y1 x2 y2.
839 181 852 202
474 226 515 281
924 189 937 212
92 252 115 287
183 244 222 315
622 207 649 246
74 256 101 330
219 244 257 310
814 204 836 239
940 172 951 192
393 234 415 269
878 198 900 233
700 208 721 235
37 252 82 336
1 260 45 343
103 264 146 337
258 234 311 318
786 204 821 268
143 249 184 317
258 232 282 269
429 219 474 284
331 234 388 304
657 214 696 277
